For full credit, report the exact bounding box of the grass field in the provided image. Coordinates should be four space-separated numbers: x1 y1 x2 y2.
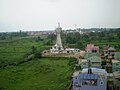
0 37 76 90
0 37 51 66
0 57 76 90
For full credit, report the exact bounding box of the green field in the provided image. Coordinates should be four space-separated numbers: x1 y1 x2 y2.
0 57 75 90
0 37 76 90
0 37 51 66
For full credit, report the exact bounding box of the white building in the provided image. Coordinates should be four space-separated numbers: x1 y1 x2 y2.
50 23 64 54
50 23 80 54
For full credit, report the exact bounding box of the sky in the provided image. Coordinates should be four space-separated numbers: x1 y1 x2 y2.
0 0 120 32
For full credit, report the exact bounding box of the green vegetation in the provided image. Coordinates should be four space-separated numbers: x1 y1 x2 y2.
58 29 120 51
0 37 51 66
0 35 76 90
0 57 76 90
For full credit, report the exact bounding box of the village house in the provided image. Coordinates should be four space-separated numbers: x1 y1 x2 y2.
103 45 116 59
86 44 99 53
80 56 102 69
72 68 107 90
87 56 102 68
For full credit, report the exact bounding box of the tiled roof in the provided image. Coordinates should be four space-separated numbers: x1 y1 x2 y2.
87 56 101 62
108 47 116 51
84 52 100 59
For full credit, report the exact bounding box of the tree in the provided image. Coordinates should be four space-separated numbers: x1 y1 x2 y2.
34 51 42 58
31 46 37 54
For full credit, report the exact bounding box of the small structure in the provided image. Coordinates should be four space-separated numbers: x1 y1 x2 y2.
72 68 107 90
112 60 120 72
113 71 120 90
86 44 99 53
63 48 80 54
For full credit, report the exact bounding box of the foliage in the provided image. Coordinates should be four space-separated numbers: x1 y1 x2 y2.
0 57 75 90
34 50 42 58
0 37 51 66
63 29 120 51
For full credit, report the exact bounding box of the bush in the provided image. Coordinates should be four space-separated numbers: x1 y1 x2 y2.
34 51 42 58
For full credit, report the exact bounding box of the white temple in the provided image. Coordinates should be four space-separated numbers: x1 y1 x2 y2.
50 23 64 54
50 23 80 54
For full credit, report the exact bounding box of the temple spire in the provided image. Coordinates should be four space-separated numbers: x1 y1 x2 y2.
58 22 60 28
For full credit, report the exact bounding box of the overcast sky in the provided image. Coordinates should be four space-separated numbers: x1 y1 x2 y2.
0 0 120 32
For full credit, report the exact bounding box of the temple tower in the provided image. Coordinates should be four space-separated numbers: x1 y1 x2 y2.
55 22 63 50
50 23 64 54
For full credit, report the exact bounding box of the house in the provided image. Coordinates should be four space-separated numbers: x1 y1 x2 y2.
72 68 107 90
112 60 120 72
86 44 99 53
113 71 120 90
103 46 116 59
108 47 116 57
87 56 102 68
80 55 102 69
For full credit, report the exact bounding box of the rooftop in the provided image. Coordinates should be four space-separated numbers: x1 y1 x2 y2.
87 56 101 62
79 73 98 80
112 60 120 63
84 52 100 59
108 47 116 51
82 68 108 76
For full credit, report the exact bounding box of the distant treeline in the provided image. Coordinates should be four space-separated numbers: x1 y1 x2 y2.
0 31 27 40
47 28 120 50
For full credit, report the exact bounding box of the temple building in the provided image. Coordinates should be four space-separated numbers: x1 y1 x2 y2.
50 23 80 54
50 23 64 54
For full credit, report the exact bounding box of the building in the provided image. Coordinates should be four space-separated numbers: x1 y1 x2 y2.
103 45 116 59
86 44 99 53
81 55 102 69
72 68 107 90
50 23 80 54
50 23 64 54
113 71 120 90
87 56 102 68
112 60 120 72
63 48 80 54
